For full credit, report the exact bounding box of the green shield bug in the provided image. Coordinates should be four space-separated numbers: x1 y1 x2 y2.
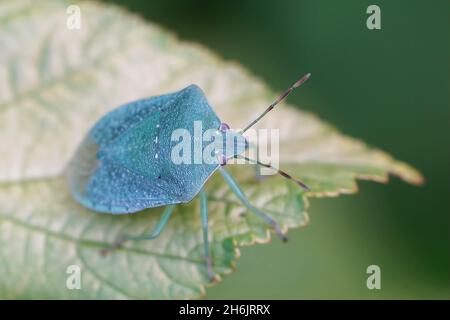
68 73 311 280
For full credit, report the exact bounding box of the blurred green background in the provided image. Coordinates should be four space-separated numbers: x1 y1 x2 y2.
104 0 449 299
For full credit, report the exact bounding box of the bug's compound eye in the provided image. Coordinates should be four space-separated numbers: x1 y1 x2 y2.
219 122 230 132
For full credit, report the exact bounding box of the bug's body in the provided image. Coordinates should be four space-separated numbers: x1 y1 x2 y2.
68 74 311 281
68 85 225 214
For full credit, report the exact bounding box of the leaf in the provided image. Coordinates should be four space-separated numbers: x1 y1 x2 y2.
0 0 423 299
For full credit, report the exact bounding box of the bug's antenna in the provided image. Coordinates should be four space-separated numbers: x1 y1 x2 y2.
235 155 310 191
242 73 311 133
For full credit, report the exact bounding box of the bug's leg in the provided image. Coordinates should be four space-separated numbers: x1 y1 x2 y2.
218 166 288 242
200 190 215 282
101 205 175 255
126 204 176 241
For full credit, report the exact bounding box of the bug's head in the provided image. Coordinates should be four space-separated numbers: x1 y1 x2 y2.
215 73 311 166
216 122 248 166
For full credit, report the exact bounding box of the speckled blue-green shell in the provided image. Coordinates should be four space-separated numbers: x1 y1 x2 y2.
67 85 221 214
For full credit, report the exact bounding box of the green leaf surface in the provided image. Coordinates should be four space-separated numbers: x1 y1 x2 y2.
0 0 423 299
